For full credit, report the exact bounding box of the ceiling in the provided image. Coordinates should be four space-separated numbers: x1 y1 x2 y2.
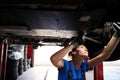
0 0 120 60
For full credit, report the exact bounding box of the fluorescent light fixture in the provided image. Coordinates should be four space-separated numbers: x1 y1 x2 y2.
79 16 91 21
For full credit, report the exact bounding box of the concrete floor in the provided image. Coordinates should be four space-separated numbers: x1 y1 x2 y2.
17 66 93 80
17 60 120 80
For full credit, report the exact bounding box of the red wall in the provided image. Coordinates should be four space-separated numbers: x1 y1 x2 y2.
27 45 33 65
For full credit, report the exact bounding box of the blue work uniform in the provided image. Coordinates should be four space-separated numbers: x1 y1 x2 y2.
58 59 88 80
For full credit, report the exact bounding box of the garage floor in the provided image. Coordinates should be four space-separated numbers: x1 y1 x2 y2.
17 60 120 80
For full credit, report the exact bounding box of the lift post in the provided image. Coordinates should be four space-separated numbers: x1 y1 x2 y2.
94 62 104 80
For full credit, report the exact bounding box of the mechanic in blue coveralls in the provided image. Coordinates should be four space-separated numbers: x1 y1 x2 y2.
50 22 120 80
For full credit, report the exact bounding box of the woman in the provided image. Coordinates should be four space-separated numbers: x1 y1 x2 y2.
50 22 120 80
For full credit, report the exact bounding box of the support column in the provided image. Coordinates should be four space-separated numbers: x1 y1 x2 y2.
1 43 8 80
94 62 104 80
0 43 3 80
23 45 27 71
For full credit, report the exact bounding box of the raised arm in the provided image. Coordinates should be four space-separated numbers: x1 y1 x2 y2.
50 37 80 68
88 22 120 69
50 44 74 68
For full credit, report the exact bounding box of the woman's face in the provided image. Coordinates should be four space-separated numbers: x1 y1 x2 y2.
75 45 88 58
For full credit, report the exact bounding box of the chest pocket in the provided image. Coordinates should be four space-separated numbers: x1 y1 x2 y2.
68 62 86 80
